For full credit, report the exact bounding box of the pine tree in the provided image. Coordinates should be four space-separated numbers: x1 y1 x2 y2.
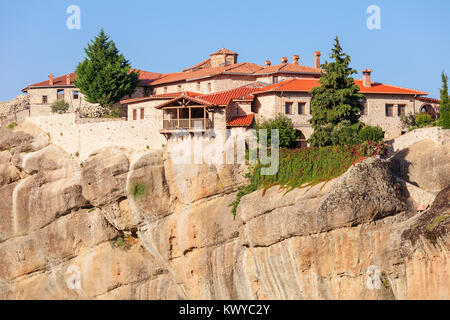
74 29 140 113
439 72 450 129
308 36 364 147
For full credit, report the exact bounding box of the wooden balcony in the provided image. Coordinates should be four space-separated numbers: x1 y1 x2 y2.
162 118 212 131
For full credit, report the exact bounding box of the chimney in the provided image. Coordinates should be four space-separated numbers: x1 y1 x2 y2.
292 54 300 65
314 51 321 69
66 74 71 85
281 57 288 64
265 60 272 67
362 69 372 87
48 74 54 86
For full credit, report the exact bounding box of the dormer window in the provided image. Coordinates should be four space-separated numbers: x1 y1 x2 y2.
273 76 279 84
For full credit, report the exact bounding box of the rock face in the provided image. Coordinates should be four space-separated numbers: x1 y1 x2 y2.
0 123 449 300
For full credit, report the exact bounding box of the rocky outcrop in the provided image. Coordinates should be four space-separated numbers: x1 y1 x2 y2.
0 123 448 300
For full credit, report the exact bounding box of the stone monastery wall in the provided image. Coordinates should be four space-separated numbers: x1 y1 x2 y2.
26 114 166 161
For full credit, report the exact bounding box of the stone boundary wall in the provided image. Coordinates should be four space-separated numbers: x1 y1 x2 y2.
25 114 166 161
387 127 450 157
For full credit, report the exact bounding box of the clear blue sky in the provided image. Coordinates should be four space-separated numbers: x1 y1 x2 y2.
1 0 449 100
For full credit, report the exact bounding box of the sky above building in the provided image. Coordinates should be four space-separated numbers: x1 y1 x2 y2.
0 0 449 100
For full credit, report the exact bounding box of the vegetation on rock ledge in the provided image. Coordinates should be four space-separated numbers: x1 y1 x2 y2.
231 141 387 216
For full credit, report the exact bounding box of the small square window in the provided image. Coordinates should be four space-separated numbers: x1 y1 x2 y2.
73 91 79 99
285 102 293 114
42 95 48 104
398 105 406 117
385 104 394 117
273 76 279 84
298 102 306 115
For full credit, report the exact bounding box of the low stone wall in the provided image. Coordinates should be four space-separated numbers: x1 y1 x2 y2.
387 127 450 157
25 114 166 161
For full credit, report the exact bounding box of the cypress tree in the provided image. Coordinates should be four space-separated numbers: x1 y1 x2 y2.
439 72 450 129
308 36 364 147
74 29 140 113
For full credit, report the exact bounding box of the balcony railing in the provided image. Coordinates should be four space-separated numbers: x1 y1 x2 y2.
162 118 212 131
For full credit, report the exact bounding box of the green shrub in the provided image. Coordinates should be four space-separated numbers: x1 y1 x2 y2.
7 122 17 129
130 182 146 200
415 113 433 128
330 122 361 146
51 99 70 114
400 113 417 129
230 142 387 216
358 125 384 142
254 114 298 149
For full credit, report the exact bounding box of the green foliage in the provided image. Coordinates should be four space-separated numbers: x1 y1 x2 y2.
439 72 450 129
400 113 417 129
254 114 298 148
415 113 433 128
308 36 364 147
130 182 146 200
7 122 17 129
230 142 387 216
74 29 140 111
330 121 362 146
358 125 385 142
51 99 70 114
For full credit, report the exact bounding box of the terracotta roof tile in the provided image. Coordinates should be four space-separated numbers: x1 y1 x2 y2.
154 94 215 109
416 97 441 104
199 84 265 106
23 69 162 92
182 58 212 72
121 91 202 104
257 78 428 96
151 63 263 86
227 113 255 127
254 63 322 75
210 48 238 56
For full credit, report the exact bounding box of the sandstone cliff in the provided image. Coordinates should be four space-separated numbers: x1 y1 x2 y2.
0 123 448 300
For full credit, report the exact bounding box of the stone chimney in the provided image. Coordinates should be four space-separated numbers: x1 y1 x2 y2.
265 60 272 67
292 54 300 65
48 74 54 86
362 69 372 87
281 57 288 64
314 51 321 69
66 74 71 85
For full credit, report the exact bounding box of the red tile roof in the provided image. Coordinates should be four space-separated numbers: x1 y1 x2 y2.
23 69 162 92
210 48 238 56
416 97 441 104
153 84 264 109
256 78 429 96
154 94 215 109
183 58 212 72
121 91 202 104
227 113 255 127
199 84 265 106
254 63 322 75
151 63 263 86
